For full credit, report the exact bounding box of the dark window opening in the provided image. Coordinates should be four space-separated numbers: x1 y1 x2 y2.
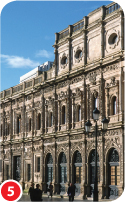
62 106 66 124
27 164 31 181
38 114 41 130
36 157 40 172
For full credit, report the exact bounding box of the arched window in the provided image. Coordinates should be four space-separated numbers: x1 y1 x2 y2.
17 115 21 134
74 151 82 184
61 56 67 65
62 106 66 124
108 148 120 198
47 153 53 184
29 118 31 132
112 96 117 115
59 152 67 193
38 113 41 130
109 149 119 185
76 50 82 59
77 105 81 122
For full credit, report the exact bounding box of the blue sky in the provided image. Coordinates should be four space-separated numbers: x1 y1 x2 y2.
0 0 120 91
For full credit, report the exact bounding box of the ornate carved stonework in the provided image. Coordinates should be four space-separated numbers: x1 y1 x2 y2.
70 75 84 84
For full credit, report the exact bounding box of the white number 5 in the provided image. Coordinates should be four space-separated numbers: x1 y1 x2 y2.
8 186 14 196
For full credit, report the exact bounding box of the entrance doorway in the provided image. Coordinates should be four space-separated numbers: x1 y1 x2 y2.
108 148 119 199
47 153 53 186
73 151 82 196
59 152 67 194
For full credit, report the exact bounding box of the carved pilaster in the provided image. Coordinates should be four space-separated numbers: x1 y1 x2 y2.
45 105 47 134
106 88 109 118
58 101 60 131
66 85 70 130
72 96 74 129
87 85 90 120
41 90 44 134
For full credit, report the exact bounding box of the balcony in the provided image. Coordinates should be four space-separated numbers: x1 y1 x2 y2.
109 113 123 124
60 124 67 131
74 121 82 129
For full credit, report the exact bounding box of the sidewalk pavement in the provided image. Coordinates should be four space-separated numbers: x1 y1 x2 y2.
19 193 113 202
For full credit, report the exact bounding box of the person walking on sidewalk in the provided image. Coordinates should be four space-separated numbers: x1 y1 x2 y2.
33 184 43 201
49 182 53 199
68 183 75 201
28 183 34 202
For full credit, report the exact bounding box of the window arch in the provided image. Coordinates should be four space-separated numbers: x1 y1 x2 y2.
62 106 66 124
38 113 41 130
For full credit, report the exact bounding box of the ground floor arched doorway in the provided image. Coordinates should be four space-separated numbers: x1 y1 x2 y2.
108 148 120 200
73 150 82 196
59 152 67 195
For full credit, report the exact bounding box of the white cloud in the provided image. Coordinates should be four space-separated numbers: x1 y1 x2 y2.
36 49 53 58
1 54 40 68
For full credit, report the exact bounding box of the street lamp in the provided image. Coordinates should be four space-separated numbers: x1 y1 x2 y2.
85 108 109 201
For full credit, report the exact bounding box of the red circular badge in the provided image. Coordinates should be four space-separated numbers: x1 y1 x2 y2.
0 180 22 202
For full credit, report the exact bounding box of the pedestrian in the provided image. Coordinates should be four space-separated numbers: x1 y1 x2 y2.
47 184 50 198
67 183 75 201
49 182 53 199
33 184 43 201
28 183 34 202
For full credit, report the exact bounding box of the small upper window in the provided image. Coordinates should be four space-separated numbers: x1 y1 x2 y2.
108 33 118 45
76 50 82 59
61 56 67 65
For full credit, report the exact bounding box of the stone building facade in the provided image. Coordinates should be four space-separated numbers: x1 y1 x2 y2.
0 2 124 200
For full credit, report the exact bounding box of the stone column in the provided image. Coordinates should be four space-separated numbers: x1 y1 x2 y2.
101 22 104 59
120 10 124 50
58 101 60 131
22 96 25 137
68 25 72 71
31 95 34 137
86 85 90 120
41 90 44 134
41 140 44 190
72 96 74 129
82 135 87 199
66 85 70 130
53 33 59 76
45 105 47 134
53 86 56 133
82 79 86 127
106 88 109 117
53 141 56 193
90 91 93 120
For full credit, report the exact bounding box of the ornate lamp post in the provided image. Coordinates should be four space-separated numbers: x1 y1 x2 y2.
85 108 109 201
